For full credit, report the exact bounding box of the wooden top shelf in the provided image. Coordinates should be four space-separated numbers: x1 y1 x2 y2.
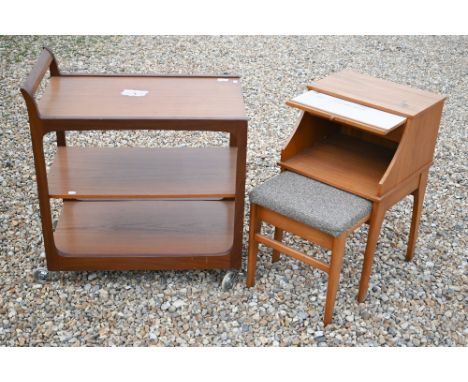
279 134 395 200
47 147 237 199
308 70 446 117
54 200 234 257
38 75 247 120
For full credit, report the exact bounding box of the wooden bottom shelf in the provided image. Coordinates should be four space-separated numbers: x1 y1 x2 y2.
54 200 234 258
279 134 395 200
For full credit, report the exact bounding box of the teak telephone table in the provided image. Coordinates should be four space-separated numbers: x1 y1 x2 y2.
21 48 247 286
279 70 446 302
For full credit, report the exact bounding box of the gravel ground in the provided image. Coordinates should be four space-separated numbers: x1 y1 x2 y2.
0 36 466 346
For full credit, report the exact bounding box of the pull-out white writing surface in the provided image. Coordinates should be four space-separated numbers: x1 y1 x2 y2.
292 91 407 132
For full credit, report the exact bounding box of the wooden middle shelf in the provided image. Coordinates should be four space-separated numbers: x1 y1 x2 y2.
279 134 396 200
54 200 234 257
48 147 237 199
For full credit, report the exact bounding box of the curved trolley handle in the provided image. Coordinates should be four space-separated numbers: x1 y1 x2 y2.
20 47 65 146
21 47 59 96
20 47 60 117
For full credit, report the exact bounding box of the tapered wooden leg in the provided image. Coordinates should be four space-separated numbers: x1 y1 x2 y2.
357 204 386 303
246 204 261 288
324 235 346 326
406 171 429 262
272 228 283 263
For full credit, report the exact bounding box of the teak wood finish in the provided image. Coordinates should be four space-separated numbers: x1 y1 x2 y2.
55 201 235 261
20 48 248 272
278 70 446 303
48 147 237 199
38 76 247 120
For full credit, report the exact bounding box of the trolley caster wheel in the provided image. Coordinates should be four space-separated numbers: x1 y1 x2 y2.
221 271 238 291
33 268 49 283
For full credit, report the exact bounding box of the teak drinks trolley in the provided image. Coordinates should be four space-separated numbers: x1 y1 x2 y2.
279 70 446 302
21 48 247 284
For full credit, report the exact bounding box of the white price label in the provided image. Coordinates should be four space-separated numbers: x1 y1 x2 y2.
121 89 149 97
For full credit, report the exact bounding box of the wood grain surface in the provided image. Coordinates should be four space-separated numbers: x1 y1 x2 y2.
54 200 235 257
279 133 395 200
308 70 446 117
47 147 237 199
38 76 247 120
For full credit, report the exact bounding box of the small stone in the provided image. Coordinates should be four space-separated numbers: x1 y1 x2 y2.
99 289 109 300
345 315 354 322
88 273 98 281
173 300 185 308
296 310 308 320
315 335 326 343
161 302 170 311
360 311 371 320
388 327 397 336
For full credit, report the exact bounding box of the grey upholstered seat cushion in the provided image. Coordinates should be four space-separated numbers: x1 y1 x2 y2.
250 171 372 237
